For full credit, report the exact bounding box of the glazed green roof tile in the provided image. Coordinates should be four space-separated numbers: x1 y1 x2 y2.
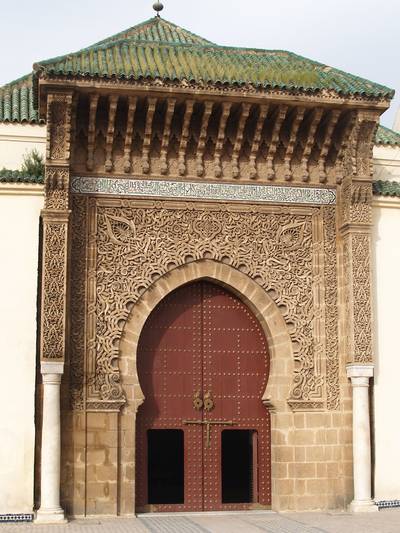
373 180 400 197
0 74 40 123
90 17 215 47
375 125 400 146
31 17 393 99
0 169 44 184
0 16 395 125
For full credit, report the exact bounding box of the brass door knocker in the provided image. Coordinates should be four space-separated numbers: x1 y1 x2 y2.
204 391 215 412
193 390 203 411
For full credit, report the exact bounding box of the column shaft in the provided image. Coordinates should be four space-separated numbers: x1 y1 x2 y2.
35 363 66 524
347 364 378 513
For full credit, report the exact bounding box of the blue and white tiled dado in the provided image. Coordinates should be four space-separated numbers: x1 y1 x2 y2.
0 513 33 522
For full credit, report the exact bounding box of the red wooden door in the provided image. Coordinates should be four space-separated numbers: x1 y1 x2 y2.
136 281 271 512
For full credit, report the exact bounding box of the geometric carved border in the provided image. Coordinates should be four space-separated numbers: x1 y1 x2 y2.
69 197 339 411
69 195 88 410
323 206 340 410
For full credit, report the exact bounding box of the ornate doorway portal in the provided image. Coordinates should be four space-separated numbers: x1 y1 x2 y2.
136 281 271 512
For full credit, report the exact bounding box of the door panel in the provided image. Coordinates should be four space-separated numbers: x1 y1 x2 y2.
201 283 270 510
136 281 271 512
136 283 203 512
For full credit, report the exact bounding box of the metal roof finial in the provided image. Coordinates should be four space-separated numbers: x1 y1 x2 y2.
153 1 164 17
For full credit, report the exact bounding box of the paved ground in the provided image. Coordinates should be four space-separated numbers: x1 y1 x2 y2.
1 509 400 533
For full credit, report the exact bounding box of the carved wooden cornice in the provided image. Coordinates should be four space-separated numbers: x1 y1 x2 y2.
68 92 373 187
38 76 391 113
196 101 213 177
232 103 251 179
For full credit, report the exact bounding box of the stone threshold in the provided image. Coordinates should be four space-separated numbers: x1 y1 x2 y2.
138 510 276 517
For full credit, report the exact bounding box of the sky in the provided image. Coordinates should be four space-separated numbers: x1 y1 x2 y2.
0 0 399 128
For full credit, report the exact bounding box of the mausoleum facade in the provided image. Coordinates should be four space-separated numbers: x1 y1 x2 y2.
1 13 400 522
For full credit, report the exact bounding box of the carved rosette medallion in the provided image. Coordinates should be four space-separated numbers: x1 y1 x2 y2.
74 197 339 411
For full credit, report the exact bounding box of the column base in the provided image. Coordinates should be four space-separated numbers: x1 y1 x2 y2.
349 500 379 513
35 508 67 524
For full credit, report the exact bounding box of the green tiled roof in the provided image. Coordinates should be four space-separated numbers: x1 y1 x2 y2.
32 17 393 99
373 180 400 197
0 169 43 184
91 17 215 47
0 17 395 125
375 125 400 146
0 74 40 123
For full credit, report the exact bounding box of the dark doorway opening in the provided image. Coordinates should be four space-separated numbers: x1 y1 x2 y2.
222 430 255 504
147 430 184 504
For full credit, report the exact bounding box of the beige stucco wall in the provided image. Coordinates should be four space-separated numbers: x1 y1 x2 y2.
0 124 46 170
372 144 400 502
373 145 400 182
0 184 44 514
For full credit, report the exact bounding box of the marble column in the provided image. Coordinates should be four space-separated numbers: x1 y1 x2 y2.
346 363 378 513
35 362 67 524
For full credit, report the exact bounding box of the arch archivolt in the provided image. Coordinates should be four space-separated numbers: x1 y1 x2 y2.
80 197 339 413
119 259 293 415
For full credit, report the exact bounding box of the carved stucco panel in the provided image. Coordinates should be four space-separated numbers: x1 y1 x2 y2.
350 182 373 225
341 231 372 364
47 93 73 162
352 233 373 362
341 235 353 359
341 113 379 185
77 198 339 411
40 92 74 364
339 177 372 228
356 119 379 179
41 218 68 360
338 115 375 365
45 166 70 210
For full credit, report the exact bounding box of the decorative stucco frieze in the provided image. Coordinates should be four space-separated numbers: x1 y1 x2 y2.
71 176 336 206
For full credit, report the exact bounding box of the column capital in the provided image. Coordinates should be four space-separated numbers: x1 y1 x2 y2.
346 363 374 380
41 209 71 224
41 362 65 375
